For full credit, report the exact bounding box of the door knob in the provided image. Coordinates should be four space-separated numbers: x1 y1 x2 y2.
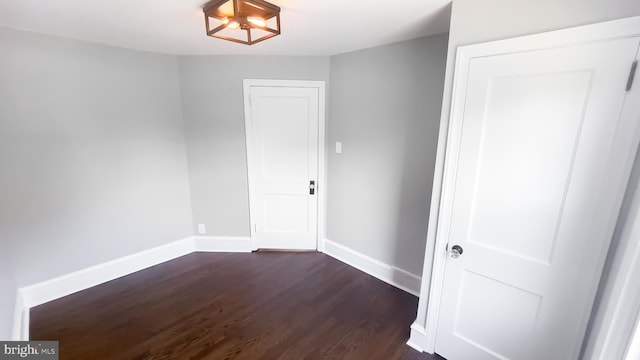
449 245 464 259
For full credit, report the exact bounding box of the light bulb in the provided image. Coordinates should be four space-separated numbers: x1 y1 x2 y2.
220 17 240 29
247 17 266 27
226 20 240 29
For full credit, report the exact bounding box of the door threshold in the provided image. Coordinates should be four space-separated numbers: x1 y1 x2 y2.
255 248 318 253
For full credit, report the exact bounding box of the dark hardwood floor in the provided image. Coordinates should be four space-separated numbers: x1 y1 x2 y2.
31 252 445 360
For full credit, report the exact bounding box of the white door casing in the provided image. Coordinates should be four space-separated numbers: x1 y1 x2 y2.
431 33 640 360
626 315 640 360
243 80 326 251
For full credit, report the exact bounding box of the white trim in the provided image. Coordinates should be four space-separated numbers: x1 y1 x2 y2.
418 15 640 354
455 16 640 60
12 236 254 339
242 79 327 252
626 314 640 360
322 239 421 296
193 236 253 252
11 292 27 341
12 235 418 341
317 83 327 252
20 302 29 341
584 162 640 359
19 237 195 309
407 323 427 353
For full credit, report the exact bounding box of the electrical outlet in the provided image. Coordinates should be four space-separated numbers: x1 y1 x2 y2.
198 224 206 234
335 141 342 154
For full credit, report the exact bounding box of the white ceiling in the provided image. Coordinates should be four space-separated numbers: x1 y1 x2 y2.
0 0 451 56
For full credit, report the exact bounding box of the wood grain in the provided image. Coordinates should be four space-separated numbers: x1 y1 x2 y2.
30 252 444 359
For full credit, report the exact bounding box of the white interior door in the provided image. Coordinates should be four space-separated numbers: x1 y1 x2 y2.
435 37 640 360
245 84 320 250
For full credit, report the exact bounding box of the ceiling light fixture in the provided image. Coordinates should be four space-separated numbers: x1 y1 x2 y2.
203 0 281 45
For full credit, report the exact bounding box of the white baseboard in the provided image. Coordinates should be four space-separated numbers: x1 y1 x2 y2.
11 292 27 341
14 235 253 340
322 238 421 296
19 237 195 309
194 236 253 252
14 236 417 340
407 322 427 353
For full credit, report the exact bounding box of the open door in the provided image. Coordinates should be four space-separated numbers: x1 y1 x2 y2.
434 36 640 359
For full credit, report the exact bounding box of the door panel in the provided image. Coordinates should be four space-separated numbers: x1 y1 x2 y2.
466 71 589 264
260 96 311 178
248 86 319 250
435 37 640 360
263 195 309 233
453 271 542 359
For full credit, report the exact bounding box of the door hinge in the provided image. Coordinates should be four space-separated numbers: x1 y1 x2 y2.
626 60 638 92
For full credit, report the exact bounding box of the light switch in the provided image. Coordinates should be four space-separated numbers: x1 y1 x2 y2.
335 141 342 154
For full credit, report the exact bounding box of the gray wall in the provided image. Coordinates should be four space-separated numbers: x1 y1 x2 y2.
0 28 193 287
178 56 330 236
0 27 448 336
327 34 448 276
413 0 640 346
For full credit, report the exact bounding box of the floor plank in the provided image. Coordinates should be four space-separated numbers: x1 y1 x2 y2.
30 252 445 359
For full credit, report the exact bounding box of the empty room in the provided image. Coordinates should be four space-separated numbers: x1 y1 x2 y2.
1 0 640 359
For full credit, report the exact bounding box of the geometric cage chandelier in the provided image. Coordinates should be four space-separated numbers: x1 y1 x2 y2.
203 0 281 45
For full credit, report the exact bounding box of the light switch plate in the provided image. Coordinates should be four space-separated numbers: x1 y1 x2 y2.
198 224 206 234
335 141 342 154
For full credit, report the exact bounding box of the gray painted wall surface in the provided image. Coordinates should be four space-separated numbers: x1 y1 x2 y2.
0 28 447 335
327 34 448 276
0 28 193 287
413 0 640 346
177 56 330 236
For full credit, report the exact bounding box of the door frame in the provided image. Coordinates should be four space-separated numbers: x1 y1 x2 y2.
627 313 640 360
419 16 640 355
242 79 326 251
582 148 640 359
